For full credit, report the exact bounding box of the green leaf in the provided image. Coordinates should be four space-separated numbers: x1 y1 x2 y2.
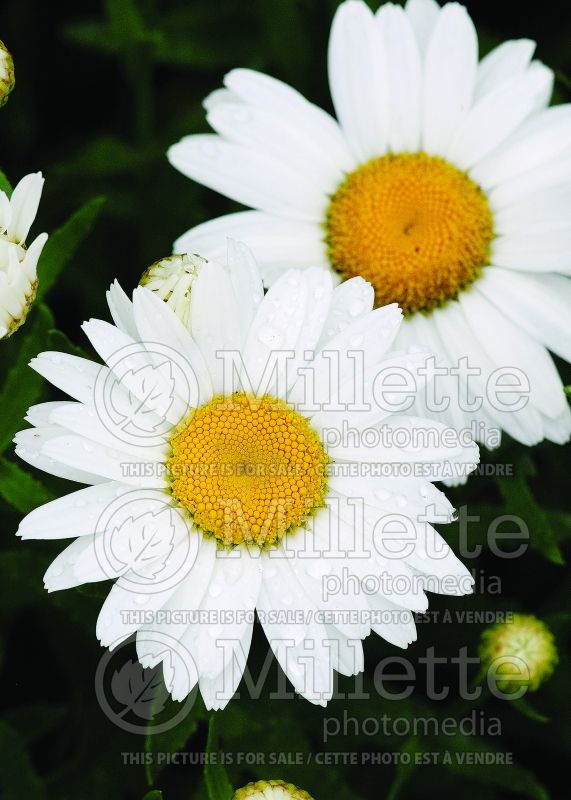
438 734 549 800
142 792 164 800
144 688 206 786
204 716 233 800
386 737 420 800
36 196 105 300
0 169 12 196
0 303 54 455
0 457 55 513
47 327 89 359
0 721 46 800
496 456 565 565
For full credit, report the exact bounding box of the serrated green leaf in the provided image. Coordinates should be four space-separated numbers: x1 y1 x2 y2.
36 196 105 300
142 791 164 800
0 303 54 455
205 716 233 800
0 457 55 512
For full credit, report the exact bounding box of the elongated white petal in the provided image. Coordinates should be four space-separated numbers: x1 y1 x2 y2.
168 135 327 221
422 3 478 155
377 3 422 153
174 211 326 280
475 39 536 99
328 0 390 161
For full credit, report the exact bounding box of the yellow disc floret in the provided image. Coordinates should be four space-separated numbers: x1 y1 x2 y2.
167 393 329 547
326 153 494 314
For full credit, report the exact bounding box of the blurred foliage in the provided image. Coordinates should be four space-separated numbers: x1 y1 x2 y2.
0 0 570 798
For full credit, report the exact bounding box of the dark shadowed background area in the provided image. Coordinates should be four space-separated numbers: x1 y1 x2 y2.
0 1 569 799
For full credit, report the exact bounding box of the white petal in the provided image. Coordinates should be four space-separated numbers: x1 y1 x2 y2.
489 154 571 209
189 259 243 393
404 0 440 56
8 172 44 244
30 352 102 405
475 39 536 100
461 286 567 419
494 183 571 235
224 68 355 173
17 481 140 540
328 0 390 161
377 3 422 152
206 99 345 197
242 269 310 397
315 276 374 349
106 280 138 339
422 3 478 156
14 426 108 485
168 134 327 221
132 286 213 408
476 268 571 362
492 229 571 274
174 211 326 279
44 535 107 591
226 239 264 340
471 105 571 189
39 433 165 487
447 63 554 170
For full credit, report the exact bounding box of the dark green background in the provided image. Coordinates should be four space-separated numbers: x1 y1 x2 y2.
0 1 569 799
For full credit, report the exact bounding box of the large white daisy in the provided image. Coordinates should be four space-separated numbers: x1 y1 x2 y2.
168 0 571 448
0 172 47 339
15 246 477 709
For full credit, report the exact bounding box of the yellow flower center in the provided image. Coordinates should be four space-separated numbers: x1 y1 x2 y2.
325 153 494 314
167 393 329 547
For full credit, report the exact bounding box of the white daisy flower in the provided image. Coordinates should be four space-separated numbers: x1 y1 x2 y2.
15 245 478 709
168 0 571 449
0 172 47 339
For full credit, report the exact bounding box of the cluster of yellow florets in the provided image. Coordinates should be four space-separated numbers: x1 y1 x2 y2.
167 393 329 547
326 152 494 314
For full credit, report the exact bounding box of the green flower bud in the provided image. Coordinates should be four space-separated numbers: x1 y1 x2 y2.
479 614 558 694
233 779 315 800
0 40 15 107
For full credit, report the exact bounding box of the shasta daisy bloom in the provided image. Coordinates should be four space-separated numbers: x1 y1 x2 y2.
0 172 47 338
15 245 478 709
169 0 571 449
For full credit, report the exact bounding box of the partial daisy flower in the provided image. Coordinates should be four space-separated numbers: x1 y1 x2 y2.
0 173 47 338
15 244 478 709
0 39 15 106
169 0 571 449
234 780 314 800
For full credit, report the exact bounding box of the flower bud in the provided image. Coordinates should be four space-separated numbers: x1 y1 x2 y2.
0 173 47 338
0 40 14 106
140 253 206 327
233 780 314 800
479 614 558 694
